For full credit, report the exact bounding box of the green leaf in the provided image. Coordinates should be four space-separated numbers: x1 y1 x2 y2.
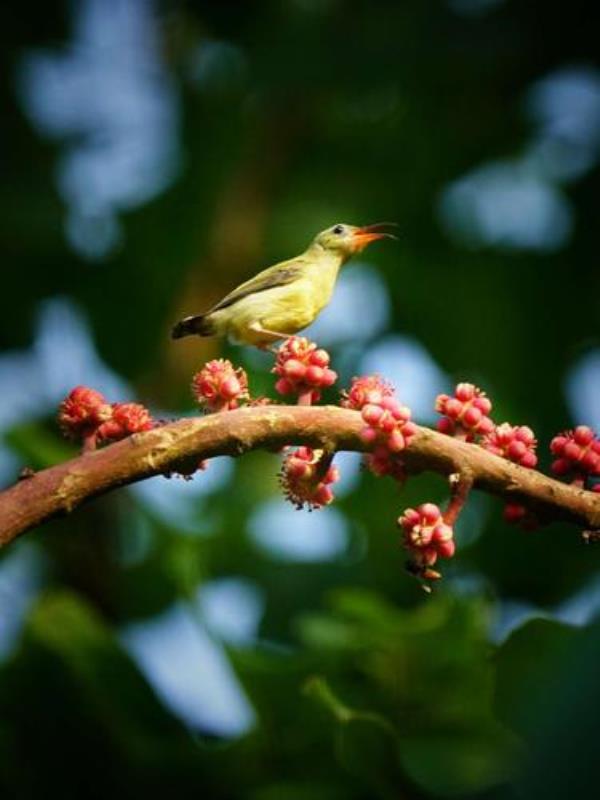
494 616 600 799
0 592 196 766
494 617 578 738
303 676 416 800
298 590 517 796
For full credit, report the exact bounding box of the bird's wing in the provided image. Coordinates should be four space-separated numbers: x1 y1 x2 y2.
207 256 309 313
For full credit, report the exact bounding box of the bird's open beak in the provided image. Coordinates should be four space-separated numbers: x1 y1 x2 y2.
351 222 398 251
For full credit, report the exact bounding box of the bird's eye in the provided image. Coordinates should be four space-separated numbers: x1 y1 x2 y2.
332 224 344 235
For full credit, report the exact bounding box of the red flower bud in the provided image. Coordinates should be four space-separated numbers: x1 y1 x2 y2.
305 365 324 384
58 386 111 439
583 451 600 472
97 402 154 443
520 451 538 469
379 414 396 433
280 447 339 510
552 458 570 475
436 539 456 559
483 422 538 469
477 417 495 435
311 349 330 368
321 369 337 388
445 398 463 419
341 374 395 411
436 382 494 441
507 440 527 460
398 502 455 579
432 522 453 542
420 503 442 524
273 338 337 404
455 383 475 402
437 417 455 435
550 435 568 455
563 442 582 461
362 404 384 425
472 396 492 415
574 425 594 446
314 484 334 506
550 426 600 482
192 359 249 412
360 427 379 445
59 387 154 450
462 406 482 427
503 502 527 524
283 359 306 380
517 426 535 445
220 376 242 400
275 378 293 395
387 429 406 453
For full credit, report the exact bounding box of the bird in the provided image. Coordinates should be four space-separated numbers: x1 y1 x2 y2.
171 222 396 348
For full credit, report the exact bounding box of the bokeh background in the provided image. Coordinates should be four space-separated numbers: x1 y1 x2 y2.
1 1 600 797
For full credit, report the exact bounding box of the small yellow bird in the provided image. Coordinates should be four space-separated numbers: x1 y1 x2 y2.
171 222 396 348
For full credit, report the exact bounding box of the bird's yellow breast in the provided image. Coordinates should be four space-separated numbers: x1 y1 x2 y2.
211 258 342 346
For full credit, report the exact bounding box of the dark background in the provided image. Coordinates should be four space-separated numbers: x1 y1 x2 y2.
1 1 599 797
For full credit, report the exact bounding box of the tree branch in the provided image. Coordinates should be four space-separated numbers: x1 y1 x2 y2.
1 405 599 546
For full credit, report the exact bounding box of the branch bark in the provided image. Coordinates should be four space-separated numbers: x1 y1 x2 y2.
1 405 599 546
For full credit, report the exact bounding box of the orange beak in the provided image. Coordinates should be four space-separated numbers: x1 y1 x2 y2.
351 222 398 252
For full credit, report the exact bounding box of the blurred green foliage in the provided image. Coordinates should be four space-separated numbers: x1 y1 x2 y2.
1 0 599 798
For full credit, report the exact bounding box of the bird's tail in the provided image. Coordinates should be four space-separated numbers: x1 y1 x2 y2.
171 314 215 339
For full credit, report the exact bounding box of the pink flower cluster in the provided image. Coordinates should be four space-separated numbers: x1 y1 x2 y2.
480 423 539 527
59 386 111 438
96 403 154 443
192 359 249 412
360 397 417 454
482 423 538 468
550 426 600 483
273 337 337 404
363 450 408 481
436 383 494 440
280 447 339 509
341 374 395 411
59 386 153 450
342 375 415 481
398 503 456 578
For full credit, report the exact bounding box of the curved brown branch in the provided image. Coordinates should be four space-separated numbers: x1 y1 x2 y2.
1 405 599 546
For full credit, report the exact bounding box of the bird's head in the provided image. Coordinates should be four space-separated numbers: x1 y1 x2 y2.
313 222 397 257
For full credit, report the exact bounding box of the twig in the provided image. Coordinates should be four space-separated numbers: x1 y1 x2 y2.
444 469 474 526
